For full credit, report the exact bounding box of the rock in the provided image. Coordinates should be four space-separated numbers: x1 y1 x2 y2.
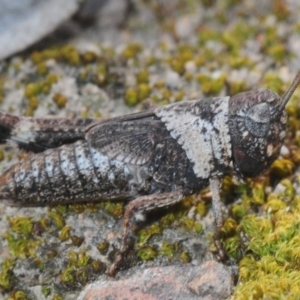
78 261 235 300
0 0 80 60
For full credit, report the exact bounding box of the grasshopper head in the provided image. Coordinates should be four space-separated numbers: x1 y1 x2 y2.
228 72 300 178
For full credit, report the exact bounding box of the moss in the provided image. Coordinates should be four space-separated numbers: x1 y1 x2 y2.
200 0 215 8
99 201 124 218
48 209 65 229
82 51 98 63
0 259 15 290
52 93 68 109
272 0 290 20
24 83 40 98
71 235 84 247
267 44 288 62
96 63 108 85
7 216 33 236
174 90 185 102
196 73 225 96
137 83 151 101
61 45 81 65
36 62 48 76
138 224 162 245
58 249 102 287
122 43 143 60
270 159 295 179
180 250 191 263
136 69 150 84
4 232 41 259
263 72 284 95
125 87 139 106
59 267 76 286
97 240 109 255
6 290 29 300
159 241 175 260
195 201 207 217
52 294 63 300
137 245 157 261
41 286 51 297
58 225 71 241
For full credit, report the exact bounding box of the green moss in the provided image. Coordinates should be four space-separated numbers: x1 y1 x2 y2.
52 93 68 109
82 51 98 63
52 294 63 300
96 63 108 85
138 83 151 101
122 43 143 60
71 235 84 247
91 260 104 273
36 62 48 76
7 216 33 236
196 73 225 96
58 225 71 241
231 204 247 220
195 201 207 217
61 45 81 65
267 44 288 62
6 290 29 300
159 241 175 260
137 245 157 261
174 90 185 102
200 0 215 8
263 73 284 95
270 159 295 179
169 57 185 75
221 218 237 237
272 0 290 20
125 87 139 106
48 210 65 229
60 266 76 284
0 259 15 290
100 201 124 218
180 250 191 263
24 83 41 98
227 56 254 69
138 224 162 245
4 232 41 259
136 69 150 84
198 28 222 46
97 240 109 255
228 81 248 95
41 286 51 297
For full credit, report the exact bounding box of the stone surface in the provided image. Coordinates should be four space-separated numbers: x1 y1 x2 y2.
78 262 235 300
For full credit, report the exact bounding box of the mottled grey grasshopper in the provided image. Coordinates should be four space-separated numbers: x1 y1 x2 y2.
0 71 300 276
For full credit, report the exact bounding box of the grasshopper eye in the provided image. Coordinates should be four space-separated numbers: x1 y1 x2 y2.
245 102 270 137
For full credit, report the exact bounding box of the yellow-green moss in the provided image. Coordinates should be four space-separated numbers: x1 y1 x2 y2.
159 241 175 260
125 87 139 106
122 43 143 60
52 93 68 109
138 224 162 245
137 245 157 261
97 240 109 255
6 290 29 300
7 216 33 236
48 209 65 229
41 286 51 297
0 259 15 290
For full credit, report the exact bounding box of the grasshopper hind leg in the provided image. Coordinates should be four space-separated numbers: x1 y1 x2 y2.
107 190 184 276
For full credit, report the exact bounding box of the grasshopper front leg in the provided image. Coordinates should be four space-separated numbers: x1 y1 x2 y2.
209 177 227 260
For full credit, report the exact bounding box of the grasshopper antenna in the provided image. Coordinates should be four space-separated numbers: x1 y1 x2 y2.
279 71 300 112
